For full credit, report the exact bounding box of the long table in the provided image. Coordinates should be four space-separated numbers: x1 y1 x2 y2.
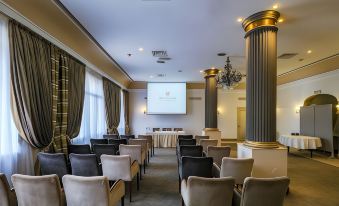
278 134 322 157
147 131 186 148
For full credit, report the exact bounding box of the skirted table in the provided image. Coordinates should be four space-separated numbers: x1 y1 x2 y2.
147 131 185 148
278 134 322 158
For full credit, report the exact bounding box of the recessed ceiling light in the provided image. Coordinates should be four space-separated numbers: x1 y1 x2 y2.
127 53 132 57
273 4 279 9
149 75 154 78
278 18 284 23
178 70 182 73
237 18 243 22
138 47 144 52
307 50 312 54
211 67 216 70
217 53 226 56
200 70 203 73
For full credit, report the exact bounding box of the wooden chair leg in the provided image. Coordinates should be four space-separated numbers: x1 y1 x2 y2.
144 163 146 174
121 196 124 206
137 173 140 191
139 165 142 180
182 199 185 206
129 181 132 202
148 151 150 163
178 177 181 193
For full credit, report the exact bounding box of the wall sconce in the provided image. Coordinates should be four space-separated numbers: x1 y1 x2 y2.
295 105 301 114
217 107 222 115
144 110 146 114
336 104 339 114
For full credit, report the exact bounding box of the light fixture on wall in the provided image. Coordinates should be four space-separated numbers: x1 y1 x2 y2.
296 105 302 114
336 104 339 114
216 57 246 90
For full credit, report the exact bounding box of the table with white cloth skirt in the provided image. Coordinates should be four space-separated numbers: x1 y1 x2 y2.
147 131 185 148
278 134 322 158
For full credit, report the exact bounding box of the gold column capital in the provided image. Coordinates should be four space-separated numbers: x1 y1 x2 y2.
242 10 280 34
204 68 220 78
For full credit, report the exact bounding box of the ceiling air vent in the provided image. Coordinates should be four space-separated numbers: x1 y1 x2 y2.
278 53 298 59
152 50 168 58
157 74 166 77
157 60 165 64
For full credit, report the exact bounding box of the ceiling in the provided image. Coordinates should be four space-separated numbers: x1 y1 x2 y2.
59 0 339 82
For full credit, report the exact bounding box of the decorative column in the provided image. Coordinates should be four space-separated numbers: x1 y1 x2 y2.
202 68 221 144
242 10 280 148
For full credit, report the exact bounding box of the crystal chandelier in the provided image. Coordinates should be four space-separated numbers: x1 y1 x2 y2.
216 57 245 89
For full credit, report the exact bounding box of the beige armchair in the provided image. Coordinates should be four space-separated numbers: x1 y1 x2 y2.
200 139 218 154
101 155 140 202
207 146 231 167
62 175 125 206
181 176 235 206
128 139 148 169
12 174 65 206
194 135 209 145
119 144 146 178
0 173 17 206
220 157 254 186
138 135 153 158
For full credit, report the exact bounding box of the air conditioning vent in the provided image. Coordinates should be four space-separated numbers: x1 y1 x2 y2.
278 53 298 59
157 60 165 64
158 57 171 60
152 50 168 57
157 74 166 77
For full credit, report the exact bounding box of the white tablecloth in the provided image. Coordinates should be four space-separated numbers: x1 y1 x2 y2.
147 131 186 148
278 134 322 150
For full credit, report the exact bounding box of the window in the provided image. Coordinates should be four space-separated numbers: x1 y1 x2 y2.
118 90 125 135
73 70 106 144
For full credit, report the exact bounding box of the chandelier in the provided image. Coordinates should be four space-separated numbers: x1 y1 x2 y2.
216 57 245 89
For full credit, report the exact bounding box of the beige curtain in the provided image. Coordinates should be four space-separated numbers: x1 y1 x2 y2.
103 78 121 134
9 20 54 148
123 90 130 135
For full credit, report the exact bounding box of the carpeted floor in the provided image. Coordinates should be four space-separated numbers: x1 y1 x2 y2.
123 148 339 206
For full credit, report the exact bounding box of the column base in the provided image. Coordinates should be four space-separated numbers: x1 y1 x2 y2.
237 143 287 178
244 140 279 149
202 128 221 146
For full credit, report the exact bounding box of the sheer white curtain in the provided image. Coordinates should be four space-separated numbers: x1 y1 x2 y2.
0 14 34 180
118 90 125 135
72 70 106 144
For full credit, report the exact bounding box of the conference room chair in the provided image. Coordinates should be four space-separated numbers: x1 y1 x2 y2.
128 139 148 166
119 144 146 178
62 175 125 206
12 174 65 206
138 135 153 159
178 156 213 192
194 135 209 145
176 139 197 156
200 139 218 154
108 138 128 146
120 135 135 140
179 145 203 159
92 144 119 163
207 146 231 167
37 152 69 185
162 128 172 131
90 138 108 151
101 155 140 202
232 177 290 206
68 144 91 154
181 176 235 206
69 153 101 176
0 173 17 206
103 134 120 140
177 135 193 140
152 128 160 132
220 157 254 188
174 128 183 132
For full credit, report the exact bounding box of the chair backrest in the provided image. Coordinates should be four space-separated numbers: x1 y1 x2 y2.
12 174 64 206
108 138 128 145
178 139 196 146
120 135 135 140
138 135 153 146
69 154 100 176
90 138 108 149
101 155 132 181
178 135 193 140
129 139 148 152
119 144 142 164
62 175 110 206
162 128 172 131
179 145 203 158
68 144 91 154
185 176 235 206
103 134 119 139
92 144 118 162
207 146 231 167
152 128 160 132
194 135 209 145
220 157 254 185
180 157 213 180
37 152 69 181
200 139 218 152
241 177 290 206
0 173 15 206
174 128 183 132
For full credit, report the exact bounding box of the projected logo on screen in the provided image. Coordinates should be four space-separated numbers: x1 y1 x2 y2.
160 91 176 101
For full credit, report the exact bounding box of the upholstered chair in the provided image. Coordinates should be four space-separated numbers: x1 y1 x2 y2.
177 135 193 140
103 134 119 140
176 139 196 156
181 176 235 206
162 128 172 131
69 153 101 176
90 138 108 150
0 173 17 206
92 144 119 162
174 128 183 132
101 155 140 202
120 135 135 140
68 144 91 154
207 146 231 167
128 139 148 167
220 157 254 186
194 135 209 145
138 135 154 157
179 145 203 159
233 177 290 206
37 152 69 184
108 138 128 146
200 139 218 154
179 156 213 192
119 144 146 178
12 174 65 206
62 175 125 206
152 128 160 132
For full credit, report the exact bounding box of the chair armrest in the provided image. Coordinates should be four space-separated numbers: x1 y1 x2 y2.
109 179 125 204
9 188 18 206
181 179 189 205
212 162 220 178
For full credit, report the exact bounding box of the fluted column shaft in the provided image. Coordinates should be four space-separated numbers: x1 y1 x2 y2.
204 69 219 129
